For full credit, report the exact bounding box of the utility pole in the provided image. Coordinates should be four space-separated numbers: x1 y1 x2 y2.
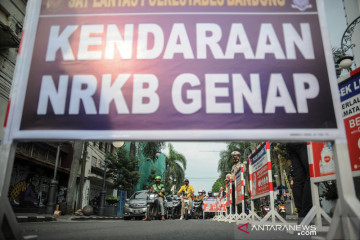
46 143 61 214
77 142 88 209
98 143 109 216
66 141 83 214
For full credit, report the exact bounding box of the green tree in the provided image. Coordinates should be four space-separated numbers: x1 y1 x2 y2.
217 142 256 179
271 143 291 189
212 177 225 193
144 168 157 190
215 141 258 195
143 142 165 161
164 143 187 194
107 145 140 196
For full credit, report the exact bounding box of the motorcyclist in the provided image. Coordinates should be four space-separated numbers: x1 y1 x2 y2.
274 193 282 212
143 176 166 221
197 190 205 200
177 179 194 220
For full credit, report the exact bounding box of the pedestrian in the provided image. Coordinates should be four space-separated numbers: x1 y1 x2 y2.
286 142 313 222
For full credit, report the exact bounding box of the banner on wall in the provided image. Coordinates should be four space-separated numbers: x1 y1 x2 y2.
250 144 270 199
5 0 344 141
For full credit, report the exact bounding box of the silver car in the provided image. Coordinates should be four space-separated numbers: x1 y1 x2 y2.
123 190 148 220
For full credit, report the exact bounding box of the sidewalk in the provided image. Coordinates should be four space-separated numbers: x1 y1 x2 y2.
15 212 124 223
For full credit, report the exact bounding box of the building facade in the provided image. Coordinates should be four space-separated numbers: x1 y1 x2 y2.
78 141 117 209
8 142 73 212
0 0 25 143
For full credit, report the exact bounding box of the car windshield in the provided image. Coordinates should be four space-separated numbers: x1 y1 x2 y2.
131 191 147 199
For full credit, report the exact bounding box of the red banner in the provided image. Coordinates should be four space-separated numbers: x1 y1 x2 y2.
203 198 217 212
339 71 360 173
226 183 230 207
235 169 242 204
250 144 270 198
312 142 335 178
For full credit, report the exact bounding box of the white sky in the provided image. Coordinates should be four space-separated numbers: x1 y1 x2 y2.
163 142 227 193
324 0 347 48
163 1 348 195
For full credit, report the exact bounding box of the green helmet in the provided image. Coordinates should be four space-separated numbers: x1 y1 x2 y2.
155 176 162 180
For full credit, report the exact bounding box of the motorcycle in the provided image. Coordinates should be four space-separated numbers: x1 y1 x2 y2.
276 201 286 219
193 199 203 219
146 191 167 220
180 191 191 220
261 203 270 217
171 196 182 219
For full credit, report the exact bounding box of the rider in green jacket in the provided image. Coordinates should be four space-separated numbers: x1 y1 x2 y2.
143 176 165 221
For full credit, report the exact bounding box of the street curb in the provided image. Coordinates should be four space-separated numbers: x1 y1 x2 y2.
17 216 56 223
70 216 124 221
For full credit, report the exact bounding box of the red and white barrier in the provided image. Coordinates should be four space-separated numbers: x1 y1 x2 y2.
248 157 262 223
214 187 227 221
246 142 287 225
235 163 249 222
224 178 237 222
300 142 334 231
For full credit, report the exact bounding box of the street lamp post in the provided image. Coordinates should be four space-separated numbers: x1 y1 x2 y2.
336 16 360 76
98 143 109 216
46 143 61 214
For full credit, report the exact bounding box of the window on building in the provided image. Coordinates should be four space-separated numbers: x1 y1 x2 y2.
91 156 97 167
110 144 114 154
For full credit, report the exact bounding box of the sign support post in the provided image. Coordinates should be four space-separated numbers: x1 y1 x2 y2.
258 142 287 225
301 142 332 232
327 140 360 239
247 158 261 223
0 142 29 240
236 164 249 222
225 179 236 222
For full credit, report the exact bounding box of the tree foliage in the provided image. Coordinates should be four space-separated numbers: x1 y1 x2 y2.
270 142 292 188
212 177 225 193
144 168 157 190
164 143 187 194
107 145 140 195
217 142 256 179
143 142 165 161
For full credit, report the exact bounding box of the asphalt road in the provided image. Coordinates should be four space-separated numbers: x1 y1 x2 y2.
19 219 326 240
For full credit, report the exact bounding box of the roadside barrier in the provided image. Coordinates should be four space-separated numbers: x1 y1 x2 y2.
246 142 287 225
235 163 249 223
213 188 226 221
224 178 237 222
300 142 334 231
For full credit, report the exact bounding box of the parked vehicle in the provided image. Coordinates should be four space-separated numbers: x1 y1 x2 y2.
171 195 182 219
165 195 174 219
193 199 203 219
145 191 167 220
123 190 148 220
276 201 286 219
